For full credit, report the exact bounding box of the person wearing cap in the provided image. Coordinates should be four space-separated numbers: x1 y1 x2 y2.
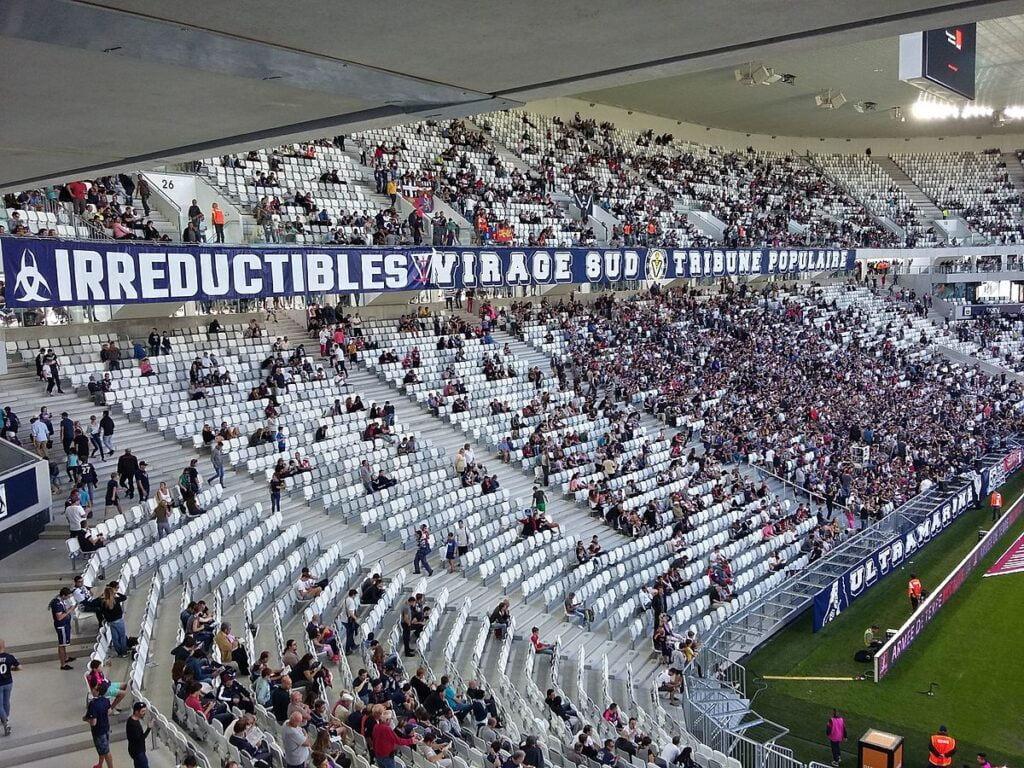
216 668 255 715
47 587 76 670
126 701 151 768
135 461 151 502
928 726 956 767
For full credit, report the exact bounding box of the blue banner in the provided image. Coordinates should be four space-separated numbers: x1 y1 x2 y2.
0 236 855 308
812 475 982 631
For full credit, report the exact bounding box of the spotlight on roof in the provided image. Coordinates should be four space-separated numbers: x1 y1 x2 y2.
815 89 847 109
853 101 877 113
890 106 905 122
734 63 781 86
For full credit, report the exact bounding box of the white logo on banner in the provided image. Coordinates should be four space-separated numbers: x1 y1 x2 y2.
12 249 52 302
0 483 7 520
409 248 439 284
823 580 843 624
646 248 668 281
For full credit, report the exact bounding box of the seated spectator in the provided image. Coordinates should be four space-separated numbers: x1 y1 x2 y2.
488 599 511 638
564 592 593 626
296 567 329 600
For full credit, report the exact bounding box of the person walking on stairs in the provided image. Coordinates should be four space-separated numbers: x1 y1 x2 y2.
0 638 21 736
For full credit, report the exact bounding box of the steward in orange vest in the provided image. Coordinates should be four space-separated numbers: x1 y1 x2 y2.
908 574 923 610
990 490 1003 521
928 726 956 767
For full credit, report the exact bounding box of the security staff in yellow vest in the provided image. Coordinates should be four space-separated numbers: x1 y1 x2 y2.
908 574 923 611
928 725 956 767
990 490 1003 521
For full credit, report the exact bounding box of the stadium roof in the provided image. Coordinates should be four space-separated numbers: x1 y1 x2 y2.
0 0 1021 188
578 14 1024 139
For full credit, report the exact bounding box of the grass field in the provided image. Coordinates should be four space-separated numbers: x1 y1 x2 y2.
743 471 1024 767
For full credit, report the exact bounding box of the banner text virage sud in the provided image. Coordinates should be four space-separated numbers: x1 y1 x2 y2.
0 237 855 308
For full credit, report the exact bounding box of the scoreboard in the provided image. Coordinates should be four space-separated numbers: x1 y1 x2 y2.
900 23 977 101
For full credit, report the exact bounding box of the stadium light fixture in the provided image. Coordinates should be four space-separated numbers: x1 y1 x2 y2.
911 97 995 121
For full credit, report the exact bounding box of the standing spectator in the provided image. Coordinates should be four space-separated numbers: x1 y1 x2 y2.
116 449 139 500
400 596 417 657
152 499 172 539
87 415 106 460
0 638 20 736
99 410 116 454
68 179 88 215
29 416 49 459
119 173 136 206
187 198 202 230
126 700 151 768
413 525 434 576
209 438 226 486
43 355 64 395
283 711 312 768
270 471 284 514
370 704 419 768
86 681 114 768
445 532 458 573
359 460 373 494
211 203 226 243
137 174 151 216
48 587 76 670
59 412 75 455
136 461 151 502
826 709 847 766
180 459 200 496
98 585 129 657
343 588 359 654
105 472 122 517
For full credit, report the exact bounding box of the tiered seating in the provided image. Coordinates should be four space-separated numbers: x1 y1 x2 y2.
814 154 938 246
893 151 1023 243
484 109 896 248
198 141 380 245
356 119 583 246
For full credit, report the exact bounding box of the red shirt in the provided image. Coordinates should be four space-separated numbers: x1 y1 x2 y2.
370 723 416 758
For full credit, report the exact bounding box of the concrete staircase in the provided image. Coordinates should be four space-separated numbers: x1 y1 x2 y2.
138 199 179 241
2 307 716 767
1000 151 1024 194
872 155 944 230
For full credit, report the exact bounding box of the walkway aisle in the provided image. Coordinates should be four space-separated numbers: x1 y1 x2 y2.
0 312 671 768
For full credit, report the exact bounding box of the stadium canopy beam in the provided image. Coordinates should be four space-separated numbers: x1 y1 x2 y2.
1 0 1022 188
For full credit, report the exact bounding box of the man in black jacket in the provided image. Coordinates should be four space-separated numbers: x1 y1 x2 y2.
126 701 151 768
270 675 293 723
116 449 139 499
147 328 160 357
99 411 116 455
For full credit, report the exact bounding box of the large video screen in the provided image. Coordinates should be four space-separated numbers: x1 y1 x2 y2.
922 23 976 100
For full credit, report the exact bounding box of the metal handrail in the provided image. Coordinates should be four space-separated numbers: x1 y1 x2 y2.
684 444 1016 768
753 464 849 511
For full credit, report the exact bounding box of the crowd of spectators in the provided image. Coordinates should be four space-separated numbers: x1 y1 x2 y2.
3 174 171 242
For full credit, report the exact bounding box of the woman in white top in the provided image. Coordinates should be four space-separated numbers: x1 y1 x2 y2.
156 481 173 507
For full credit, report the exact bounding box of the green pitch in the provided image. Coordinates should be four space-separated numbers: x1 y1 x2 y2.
743 472 1024 766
